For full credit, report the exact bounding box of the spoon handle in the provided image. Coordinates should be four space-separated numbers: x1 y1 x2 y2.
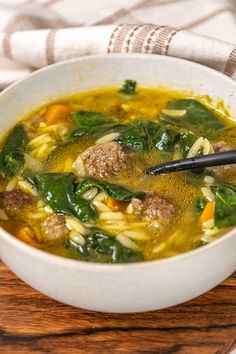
147 149 236 175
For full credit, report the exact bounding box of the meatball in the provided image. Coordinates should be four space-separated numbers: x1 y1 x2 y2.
1 189 35 215
208 141 236 178
42 215 69 241
81 141 130 179
213 141 230 153
132 192 175 224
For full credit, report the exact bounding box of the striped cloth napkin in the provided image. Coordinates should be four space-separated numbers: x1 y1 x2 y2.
0 0 236 89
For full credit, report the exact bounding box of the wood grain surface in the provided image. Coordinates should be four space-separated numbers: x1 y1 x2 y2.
0 261 235 354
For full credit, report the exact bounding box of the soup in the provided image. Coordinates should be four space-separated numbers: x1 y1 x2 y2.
0 80 236 263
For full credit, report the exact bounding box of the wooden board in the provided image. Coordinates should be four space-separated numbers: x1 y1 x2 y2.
0 261 235 354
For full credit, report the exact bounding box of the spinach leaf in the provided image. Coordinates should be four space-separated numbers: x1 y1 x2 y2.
194 197 207 212
119 80 137 95
73 111 114 126
24 171 97 222
211 183 236 228
116 121 183 153
148 123 181 152
66 227 144 263
0 125 28 177
161 99 224 136
71 123 125 139
116 121 149 151
179 132 199 157
76 177 145 201
71 110 126 139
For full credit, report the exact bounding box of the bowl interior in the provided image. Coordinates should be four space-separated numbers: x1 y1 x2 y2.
1 53 236 266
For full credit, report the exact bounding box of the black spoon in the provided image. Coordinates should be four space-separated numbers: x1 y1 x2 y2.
147 149 236 175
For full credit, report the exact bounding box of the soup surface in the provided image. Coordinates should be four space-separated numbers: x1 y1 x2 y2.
0 80 236 263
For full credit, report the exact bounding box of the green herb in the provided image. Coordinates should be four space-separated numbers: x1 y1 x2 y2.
76 177 145 201
24 171 97 222
148 123 181 152
71 110 127 139
179 132 199 157
161 99 224 136
71 123 125 139
66 227 144 263
71 115 199 156
116 121 184 153
211 183 236 228
116 121 149 151
73 111 114 126
0 125 28 177
72 113 188 154
178 132 206 175
119 80 137 95
194 197 207 212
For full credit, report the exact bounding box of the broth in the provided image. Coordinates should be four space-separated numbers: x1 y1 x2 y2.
0 81 235 263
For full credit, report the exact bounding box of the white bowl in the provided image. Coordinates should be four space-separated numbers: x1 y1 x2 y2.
0 54 235 313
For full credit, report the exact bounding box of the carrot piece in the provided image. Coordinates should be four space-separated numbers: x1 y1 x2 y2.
44 104 70 124
106 197 127 212
17 226 36 246
199 201 215 224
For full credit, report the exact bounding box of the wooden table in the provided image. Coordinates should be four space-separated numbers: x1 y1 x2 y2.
0 261 235 354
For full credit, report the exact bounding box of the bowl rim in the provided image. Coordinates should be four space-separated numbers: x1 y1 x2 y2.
0 52 236 270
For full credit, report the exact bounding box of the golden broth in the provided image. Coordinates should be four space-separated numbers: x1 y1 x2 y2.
0 86 235 262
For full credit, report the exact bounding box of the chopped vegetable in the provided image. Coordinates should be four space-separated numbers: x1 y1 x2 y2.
73 111 114 126
106 197 127 211
65 227 144 263
0 125 28 177
199 201 215 225
197 182 236 228
116 121 149 151
71 110 126 139
73 117 191 154
211 183 236 228
195 197 207 212
179 132 199 157
116 121 184 153
24 171 97 222
119 80 137 95
161 99 224 136
76 177 145 201
44 104 70 124
148 123 181 152
17 226 36 246
71 123 125 139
